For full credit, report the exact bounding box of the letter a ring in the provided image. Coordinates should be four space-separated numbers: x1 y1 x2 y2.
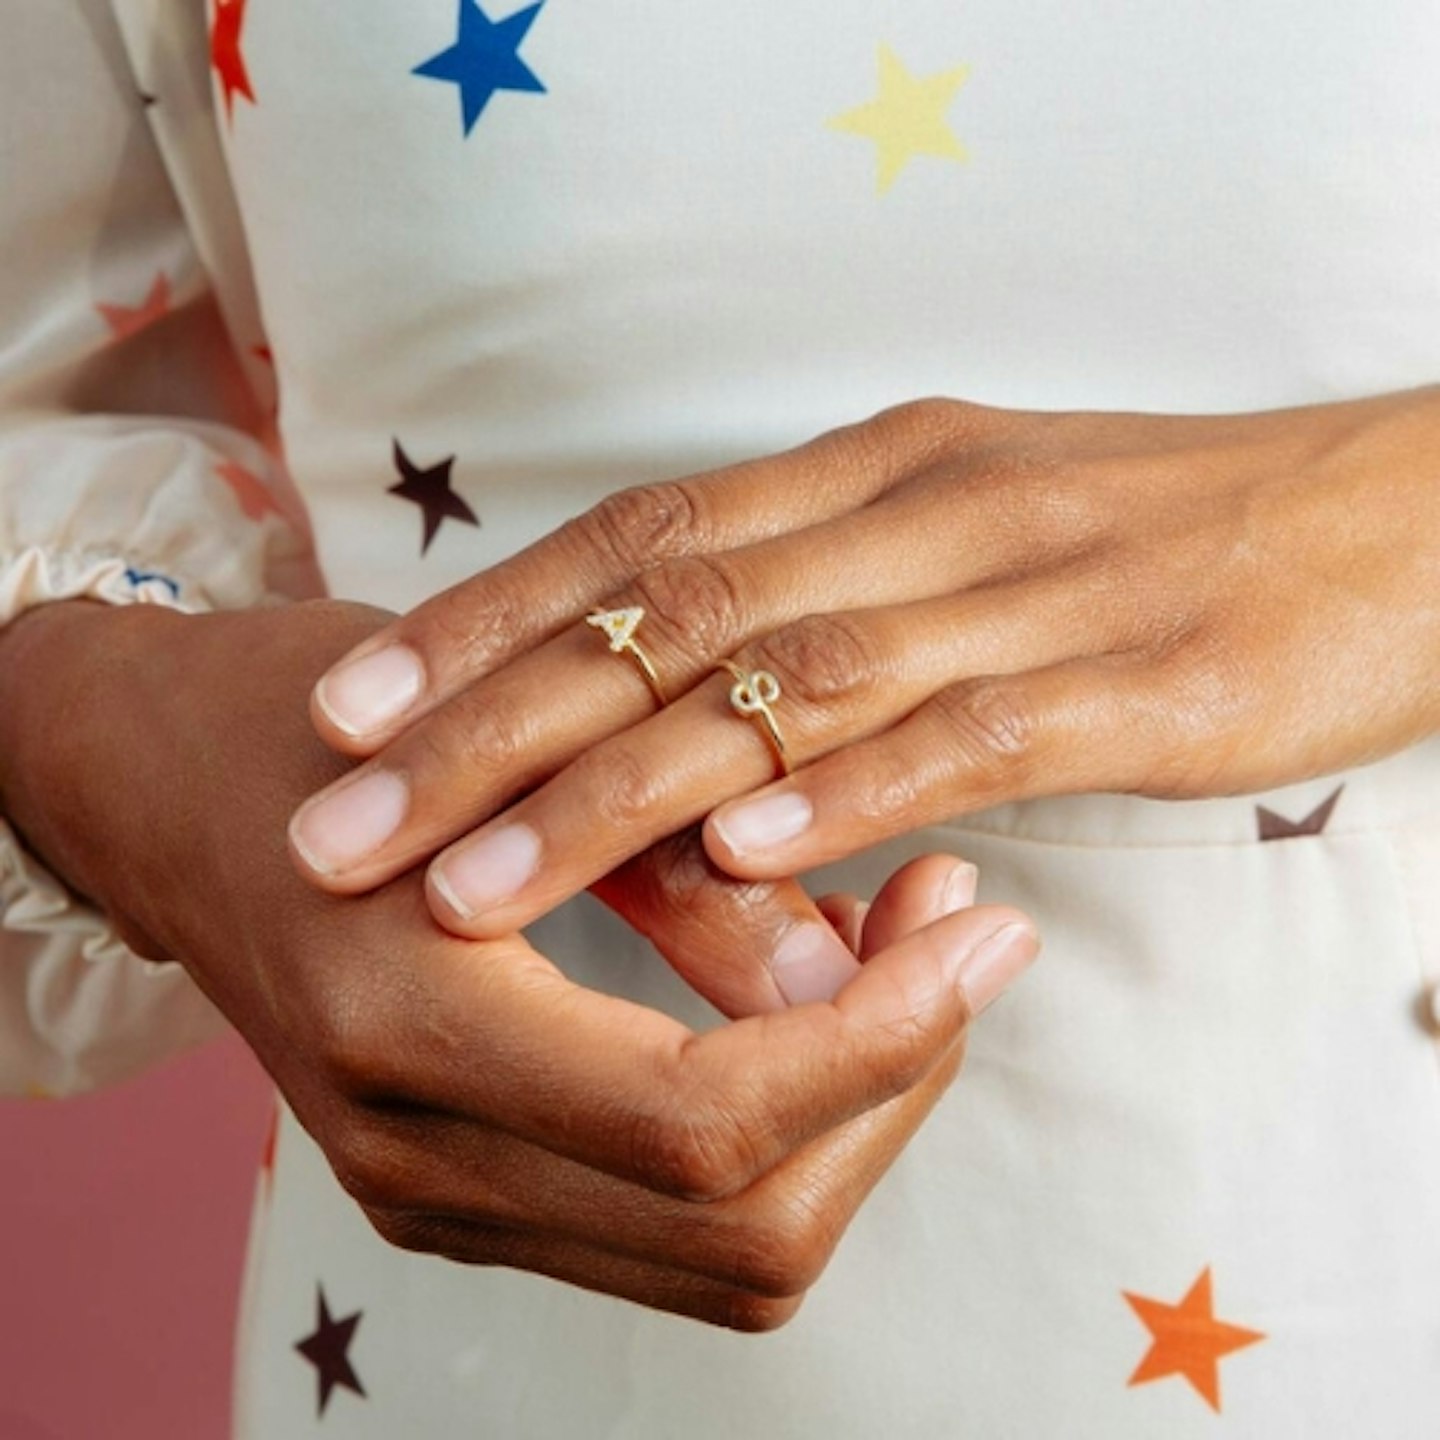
714 660 789 776
586 606 668 706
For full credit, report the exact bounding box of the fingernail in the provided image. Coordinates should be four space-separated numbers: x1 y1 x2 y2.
315 645 424 738
290 770 408 876
431 824 542 920
771 923 863 1005
954 921 1039 1017
710 792 813 858
942 862 979 916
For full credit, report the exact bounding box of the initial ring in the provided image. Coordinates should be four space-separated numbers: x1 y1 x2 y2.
586 607 667 706
714 660 789 776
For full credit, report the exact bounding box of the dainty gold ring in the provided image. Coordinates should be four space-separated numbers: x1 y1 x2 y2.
714 660 790 776
586 606 667 706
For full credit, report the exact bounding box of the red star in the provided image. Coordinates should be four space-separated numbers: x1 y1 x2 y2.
1124 1266 1265 1412
217 460 284 522
259 1101 280 1188
210 0 256 120
95 272 171 342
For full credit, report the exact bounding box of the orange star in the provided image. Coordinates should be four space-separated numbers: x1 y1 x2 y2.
1123 1266 1265 1412
95 271 171 342
217 460 284 522
210 0 255 120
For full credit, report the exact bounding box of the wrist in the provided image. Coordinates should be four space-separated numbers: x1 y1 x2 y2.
0 601 182 902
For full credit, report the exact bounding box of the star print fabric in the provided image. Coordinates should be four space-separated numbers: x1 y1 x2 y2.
0 0 318 1097
7 0 1440 1435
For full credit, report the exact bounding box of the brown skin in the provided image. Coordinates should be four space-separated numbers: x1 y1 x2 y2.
0 597 1032 1329
290 387 1440 936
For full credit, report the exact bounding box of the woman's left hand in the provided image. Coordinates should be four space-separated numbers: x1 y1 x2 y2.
289 386 1440 935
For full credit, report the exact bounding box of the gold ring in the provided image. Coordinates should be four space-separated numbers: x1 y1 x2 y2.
714 660 789 776
586 606 667 706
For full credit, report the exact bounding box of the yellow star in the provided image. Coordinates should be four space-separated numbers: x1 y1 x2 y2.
828 45 971 195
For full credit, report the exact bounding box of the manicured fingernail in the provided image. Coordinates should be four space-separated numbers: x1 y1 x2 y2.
954 921 1040 1017
771 923 863 1005
290 770 408 876
942 862 979 916
431 824 542 920
710 791 813 858
314 645 424 738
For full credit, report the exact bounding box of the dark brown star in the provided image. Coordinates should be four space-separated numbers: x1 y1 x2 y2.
295 1285 366 1417
389 438 480 555
1256 783 1344 841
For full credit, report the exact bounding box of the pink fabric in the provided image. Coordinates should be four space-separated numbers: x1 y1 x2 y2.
0 1035 270 1440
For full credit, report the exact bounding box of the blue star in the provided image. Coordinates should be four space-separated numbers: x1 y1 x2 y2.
414 0 547 137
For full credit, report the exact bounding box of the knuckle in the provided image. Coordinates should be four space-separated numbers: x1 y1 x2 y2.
364 1208 457 1258
866 396 991 468
574 481 706 575
1021 472 1110 555
579 740 672 832
628 1081 757 1202
420 578 526 677
717 1291 806 1333
729 1195 838 1298
1138 639 1253 795
878 395 974 441
844 745 927 829
627 553 748 661
307 982 388 1097
930 677 1038 786
329 1123 412 1209
410 688 534 789
750 612 886 714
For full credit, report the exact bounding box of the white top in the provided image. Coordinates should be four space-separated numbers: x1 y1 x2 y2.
5 4 1440 1435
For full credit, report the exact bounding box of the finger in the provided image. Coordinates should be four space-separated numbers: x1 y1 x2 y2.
858 853 978 961
593 840 976 1019
422 575 1112 935
349 965 969 1296
365 1207 805 1331
589 829 860 1017
308 411 953 752
705 656 1162 878
374 904 1037 1200
816 893 868 955
288 471 1051 894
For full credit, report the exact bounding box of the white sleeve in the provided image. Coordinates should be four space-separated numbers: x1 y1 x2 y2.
0 1 319 1097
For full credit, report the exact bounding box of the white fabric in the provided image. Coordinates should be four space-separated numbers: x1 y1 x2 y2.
3 0 1440 1433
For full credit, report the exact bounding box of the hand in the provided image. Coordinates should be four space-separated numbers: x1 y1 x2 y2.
0 598 1037 1328
288 387 1440 933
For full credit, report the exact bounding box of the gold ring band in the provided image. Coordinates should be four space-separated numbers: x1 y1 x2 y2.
714 660 790 776
586 607 667 706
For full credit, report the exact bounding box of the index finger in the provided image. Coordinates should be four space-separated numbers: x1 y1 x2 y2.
309 412 944 752
369 903 1036 1202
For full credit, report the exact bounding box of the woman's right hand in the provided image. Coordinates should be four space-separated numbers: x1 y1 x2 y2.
0 597 1037 1328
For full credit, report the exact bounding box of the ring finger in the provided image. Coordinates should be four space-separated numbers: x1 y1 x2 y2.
423 569 1128 936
